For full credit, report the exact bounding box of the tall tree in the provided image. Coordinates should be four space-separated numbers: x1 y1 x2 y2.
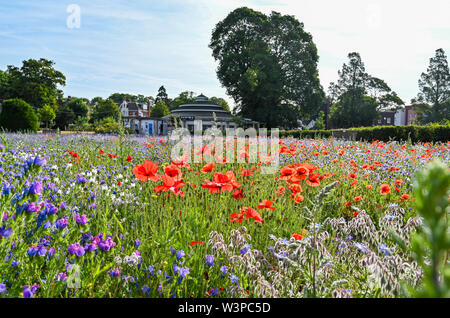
328 52 403 128
415 48 450 123
151 100 170 118
91 98 121 122
54 104 76 129
0 70 9 99
156 86 169 105
38 104 56 128
66 97 89 120
209 7 324 128
4 58 65 109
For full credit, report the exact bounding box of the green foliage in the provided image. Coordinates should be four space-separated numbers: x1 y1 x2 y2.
329 90 379 128
0 69 10 98
108 93 150 104
405 161 449 297
209 7 324 128
169 91 195 110
417 48 450 108
0 98 39 132
3 58 65 109
155 86 169 105
54 104 76 129
66 97 89 120
280 124 450 142
210 96 230 111
151 100 170 118
328 53 403 128
312 111 326 130
280 129 331 139
37 104 56 128
91 98 120 122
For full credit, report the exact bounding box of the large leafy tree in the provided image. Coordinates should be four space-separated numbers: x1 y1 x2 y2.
91 98 120 122
209 7 324 128
54 104 76 129
0 70 9 99
151 100 170 118
4 58 65 109
415 48 450 123
328 52 403 128
38 104 56 128
66 97 89 120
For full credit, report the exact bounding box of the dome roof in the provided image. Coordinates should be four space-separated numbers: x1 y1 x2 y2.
168 94 233 120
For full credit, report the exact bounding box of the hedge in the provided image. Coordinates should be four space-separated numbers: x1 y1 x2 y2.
0 98 39 132
279 124 450 143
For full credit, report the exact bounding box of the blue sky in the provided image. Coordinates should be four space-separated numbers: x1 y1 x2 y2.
0 0 449 109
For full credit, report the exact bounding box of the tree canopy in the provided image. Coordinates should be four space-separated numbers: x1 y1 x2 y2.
91 98 120 122
414 48 450 124
328 52 403 128
66 97 89 120
209 7 324 128
38 104 56 128
151 100 170 118
2 58 65 109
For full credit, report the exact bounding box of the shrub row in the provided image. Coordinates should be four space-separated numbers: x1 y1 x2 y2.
280 124 450 143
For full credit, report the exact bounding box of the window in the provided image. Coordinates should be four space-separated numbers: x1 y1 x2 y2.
387 118 391 124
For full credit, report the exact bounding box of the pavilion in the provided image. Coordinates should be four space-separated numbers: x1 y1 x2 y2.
163 94 258 132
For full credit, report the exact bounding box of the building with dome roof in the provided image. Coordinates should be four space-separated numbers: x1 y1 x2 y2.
163 94 257 132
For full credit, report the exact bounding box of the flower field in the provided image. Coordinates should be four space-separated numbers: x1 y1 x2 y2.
0 133 448 298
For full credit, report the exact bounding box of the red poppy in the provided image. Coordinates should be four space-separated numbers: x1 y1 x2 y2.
133 160 161 182
230 207 264 224
306 173 320 187
354 195 362 202
200 162 215 173
241 168 253 177
232 189 245 199
190 241 203 247
257 200 275 210
154 175 186 197
126 155 133 162
380 184 391 195
275 186 285 196
293 193 304 204
164 164 182 179
202 171 241 193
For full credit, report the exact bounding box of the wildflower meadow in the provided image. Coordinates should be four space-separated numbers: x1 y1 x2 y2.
0 132 448 298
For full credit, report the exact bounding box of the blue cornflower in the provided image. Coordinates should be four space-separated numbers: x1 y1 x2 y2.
205 254 214 267
135 239 141 248
0 283 7 294
176 249 185 260
229 274 239 285
28 181 43 195
210 288 219 296
378 243 392 256
220 265 228 278
0 226 12 239
240 244 251 255
353 242 370 253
